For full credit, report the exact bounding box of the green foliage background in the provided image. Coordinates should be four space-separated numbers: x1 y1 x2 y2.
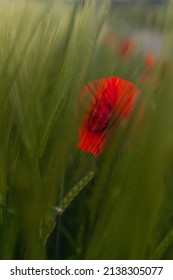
0 0 173 260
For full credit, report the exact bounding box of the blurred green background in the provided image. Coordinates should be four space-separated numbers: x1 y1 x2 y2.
0 0 173 260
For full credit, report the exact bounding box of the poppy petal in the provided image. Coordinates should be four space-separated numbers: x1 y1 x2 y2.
78 77 140 156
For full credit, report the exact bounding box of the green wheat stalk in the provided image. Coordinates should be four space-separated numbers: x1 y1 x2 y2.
41 170 95 244
152 228 173 259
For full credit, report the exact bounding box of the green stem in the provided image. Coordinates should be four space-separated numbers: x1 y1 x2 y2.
42 170 95 244
152 228 173 259
59 170 95 214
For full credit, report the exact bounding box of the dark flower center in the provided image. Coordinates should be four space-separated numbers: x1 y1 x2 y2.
88 95 113 132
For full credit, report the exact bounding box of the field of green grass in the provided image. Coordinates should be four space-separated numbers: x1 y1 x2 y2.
0 0 173 260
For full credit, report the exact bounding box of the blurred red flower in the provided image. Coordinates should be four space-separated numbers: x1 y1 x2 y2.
140 53 156 85
140 71 151 85
145 53 155 69
78 77 140 156
118 37 135 58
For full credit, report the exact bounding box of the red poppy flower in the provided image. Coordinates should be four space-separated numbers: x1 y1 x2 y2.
118 37 135 58
145 53 155 69
140 71 151 85
78 77 140 156
140 53 156 85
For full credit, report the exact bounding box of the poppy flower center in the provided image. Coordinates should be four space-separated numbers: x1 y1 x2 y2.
87 92 114 132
